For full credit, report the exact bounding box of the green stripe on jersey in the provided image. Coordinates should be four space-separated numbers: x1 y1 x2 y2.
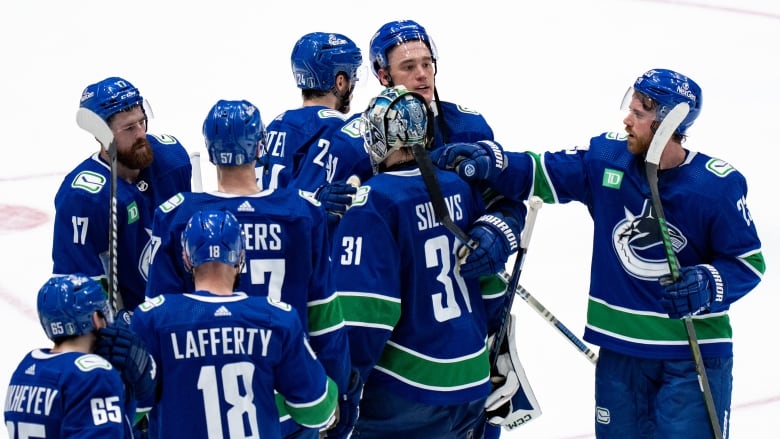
587 298 732 343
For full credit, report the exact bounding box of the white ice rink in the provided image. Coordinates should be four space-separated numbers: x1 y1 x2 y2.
2 0 778 437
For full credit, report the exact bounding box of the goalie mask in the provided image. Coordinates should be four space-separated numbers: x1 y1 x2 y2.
182 210 245 272
361 86 433 174
37 274 114 341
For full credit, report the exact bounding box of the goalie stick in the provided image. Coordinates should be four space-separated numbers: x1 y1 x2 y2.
645 102 723 439
489 196 542 369
76 108 124 312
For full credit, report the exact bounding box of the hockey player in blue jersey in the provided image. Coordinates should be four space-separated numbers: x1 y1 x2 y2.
5 274 135 438
131 209 338 438
52 76 192 310
431 68 766 438
257 31 363 217
328 19 522 285
145 99 351 438
331 86 508 438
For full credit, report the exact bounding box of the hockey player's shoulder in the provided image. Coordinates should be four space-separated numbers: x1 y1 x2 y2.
147 133 190 161
692 152 740 179
439 100 484 117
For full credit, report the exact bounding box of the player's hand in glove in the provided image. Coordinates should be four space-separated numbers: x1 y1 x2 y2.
96 323 157 402
315 182 358 223
323 369 363 439
459 213 520 279
660 264 724 319
429 140 508 183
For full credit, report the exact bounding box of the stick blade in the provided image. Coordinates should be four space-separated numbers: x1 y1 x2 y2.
76 108 114 148
645 102 690 166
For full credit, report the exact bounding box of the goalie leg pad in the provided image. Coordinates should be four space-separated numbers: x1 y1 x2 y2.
484 314 542 429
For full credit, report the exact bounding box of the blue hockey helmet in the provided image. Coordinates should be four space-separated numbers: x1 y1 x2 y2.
182 210 245 271
203 99 265 166
291 32 363 91
369 19 438 79
362 86 433 173
79 76 146 122
630 69 702 135
37 274 113 341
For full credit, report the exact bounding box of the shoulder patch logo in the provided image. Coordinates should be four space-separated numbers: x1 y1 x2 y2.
605 131 628 141
455 104 480 115
75 354 113 372
71 171 106 194
705 158 735 177
351 185 371 207
137 295 166 312
159 193 185 213
602 168 623 189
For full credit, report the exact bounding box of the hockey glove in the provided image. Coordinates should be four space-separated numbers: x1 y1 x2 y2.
460 213 520 279
660 264 723 319
323 369 363 439
429 140 508 183
96 324 157 402
315 182 358 223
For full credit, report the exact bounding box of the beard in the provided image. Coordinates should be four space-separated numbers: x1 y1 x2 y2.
118 136 154 170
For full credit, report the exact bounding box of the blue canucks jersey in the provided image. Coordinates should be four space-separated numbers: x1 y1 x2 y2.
495 132 766 359
332 165 504 406
52 134 191 310
145 188 350 391
131 292 337 439
257 106 350 191
5 350 132 438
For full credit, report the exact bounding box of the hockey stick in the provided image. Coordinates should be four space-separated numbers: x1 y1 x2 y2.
509 281 599 365
411 143 478 251
190 152 203 192
645 102 723 439
76 108 124 312
489 196 542 368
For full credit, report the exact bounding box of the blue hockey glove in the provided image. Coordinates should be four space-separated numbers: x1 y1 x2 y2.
660 264 723 319
323 369 363 439
429 140 508 183
460 213 520 279
96 324 157 402
315 182 358 222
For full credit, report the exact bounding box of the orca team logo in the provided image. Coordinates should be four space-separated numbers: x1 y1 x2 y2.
612 200 686 280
